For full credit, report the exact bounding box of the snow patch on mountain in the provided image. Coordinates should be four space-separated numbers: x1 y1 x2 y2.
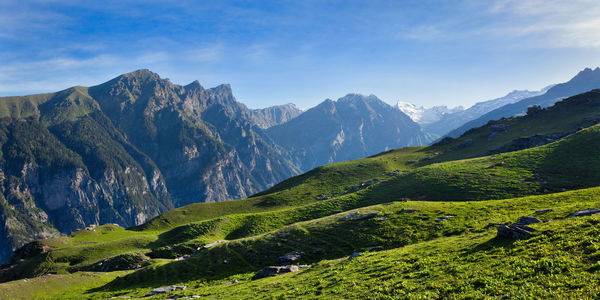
396 102 464 124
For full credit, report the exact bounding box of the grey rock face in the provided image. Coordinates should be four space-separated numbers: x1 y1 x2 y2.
250 103 303 129
569 209 600 218
266 94 434 171
277 251 304 265
515 216 542 226
496 224 536 239
252 265 309 280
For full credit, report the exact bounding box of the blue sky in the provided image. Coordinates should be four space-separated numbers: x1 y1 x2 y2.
1 0 600 109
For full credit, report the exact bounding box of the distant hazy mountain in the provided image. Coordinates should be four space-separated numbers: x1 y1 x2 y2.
447 67 600 138
267 94 434 171
396 102 464 124
250 103 303 129
424 89 548 137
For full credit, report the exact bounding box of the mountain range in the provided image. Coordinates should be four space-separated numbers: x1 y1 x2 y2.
396 101 464 125
5 86 600 298
1 66 600 265
446 67 600 137
0 70 431 262
268 94 434 171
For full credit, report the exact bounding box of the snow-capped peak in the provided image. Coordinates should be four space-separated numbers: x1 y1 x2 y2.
396 101 464 124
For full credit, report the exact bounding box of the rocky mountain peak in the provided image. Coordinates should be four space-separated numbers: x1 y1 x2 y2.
185 80 204 91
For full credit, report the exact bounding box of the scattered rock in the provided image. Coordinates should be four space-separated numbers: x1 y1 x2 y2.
84 253 149 272
352 212 382 221
496 224 536 239
388 169 401 176
145 285 186 296
85 224 98 231
340 212 359 221
277 252 304 265
348 252 362 259
399 209 418 214
225 279 239 284
515 216 542 225
203 240 225 249
569 209 600 218
174 255 190 261
376 216 388 221
535 209 553 214
316 193 330 200
252 265 309 280
434 218 448 222
223 259 229 264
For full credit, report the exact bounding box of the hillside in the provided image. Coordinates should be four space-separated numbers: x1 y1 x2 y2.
446 67 600 138
424 89 600 163
3 103 600 297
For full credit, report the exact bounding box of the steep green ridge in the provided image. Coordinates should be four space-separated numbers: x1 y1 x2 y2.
425 89 600 164
446 67 600 138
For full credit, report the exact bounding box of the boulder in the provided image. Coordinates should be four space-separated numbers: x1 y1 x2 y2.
569 209 600 218
340 212 359 221
252 265 309 280
277 252 304 265
203 240 225 249
348 252 362 259
84 253 148 272
145 285 186 296
496 224 536 240
352 212 382 221
515 216 542 225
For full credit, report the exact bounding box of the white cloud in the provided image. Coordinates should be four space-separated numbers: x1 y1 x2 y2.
489 0 600 48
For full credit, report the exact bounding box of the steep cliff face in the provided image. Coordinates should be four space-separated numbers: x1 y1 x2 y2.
267 94 434 171
87 70 299 206
0 107 173 262
249 103 303 129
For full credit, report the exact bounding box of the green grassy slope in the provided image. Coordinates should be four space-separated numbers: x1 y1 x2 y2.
424 89 600 163
3 186 600 299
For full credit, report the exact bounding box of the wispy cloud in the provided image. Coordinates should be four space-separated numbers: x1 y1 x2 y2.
489 0 600 48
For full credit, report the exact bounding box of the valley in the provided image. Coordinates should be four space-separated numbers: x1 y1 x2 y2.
2 86 600 298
